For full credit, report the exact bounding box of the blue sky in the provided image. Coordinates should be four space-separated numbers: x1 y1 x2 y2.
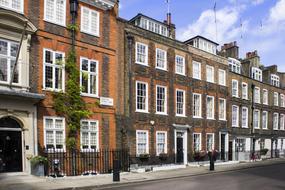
119 0 285 72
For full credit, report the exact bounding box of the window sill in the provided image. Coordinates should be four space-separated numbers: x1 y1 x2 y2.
176 114 187 118
43 88 65 93
135 110 149 114
232 95 239 98
155 112 168 116
155 67 168 72
44 19 66 27
232 126 239 128
207 118 215 120
219 119 227 121
206 81 215 84
192 77 201 80
135 62 149 67
175 72 186 76
241 126 249 129
80 30 100 38
81 93 99 98
193 116 203 119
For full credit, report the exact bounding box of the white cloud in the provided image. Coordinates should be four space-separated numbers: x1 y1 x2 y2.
269 0 285 23
177 6 245 44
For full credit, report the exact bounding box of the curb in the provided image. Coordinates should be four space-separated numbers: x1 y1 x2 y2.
57 159 285 190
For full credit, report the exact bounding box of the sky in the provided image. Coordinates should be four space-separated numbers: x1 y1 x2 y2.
119 0 285 72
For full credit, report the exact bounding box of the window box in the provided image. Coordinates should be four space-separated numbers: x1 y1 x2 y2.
158 153 168 161
138 153 150 161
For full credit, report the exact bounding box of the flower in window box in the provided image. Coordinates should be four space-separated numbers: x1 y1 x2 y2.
138 153 150 160
158 153 168 161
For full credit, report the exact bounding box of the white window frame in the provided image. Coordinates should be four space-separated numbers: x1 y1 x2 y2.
253 109 260 129
274 92 279 106
43 48 65 92
155 48 167 70
241 107 248 128
251 67 262 82
281 94 285 108
254 87 261 104
273 113 279 130
242 82 248 100
232 105 239 127
176 89 186 117
193 133 202 152
44 116 65 152
206 65 215 83
156 131 167 155
0 38 21 85
80 120 99 152
136 130 149 155
232 80 239 98
206 133 215 151
44 0 66 26
80 57 99 97
228 57 241 74
219 98 226 121
80 6 100 36
135 42 148 66
136 81 149 113
262 111 268 130
206 96 215 119
218 69 226 86
0 0 24 13
280 114 285 131
175 55 185 75
263 89 268 105
192 61 201 80
271 74 280 87
156 85 167 115
193 93 202 118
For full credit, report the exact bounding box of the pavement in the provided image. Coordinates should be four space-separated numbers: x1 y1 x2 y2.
0 158 284 190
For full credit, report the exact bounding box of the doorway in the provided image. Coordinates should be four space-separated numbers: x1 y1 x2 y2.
0 117 23 173
220 134 226 160
176 136 184 163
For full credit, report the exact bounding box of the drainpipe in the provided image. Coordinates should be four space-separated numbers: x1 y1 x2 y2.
126 34 134 150
70 0 78 52
251 84 256 154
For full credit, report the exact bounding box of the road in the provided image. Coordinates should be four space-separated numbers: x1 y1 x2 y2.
98 164 285 190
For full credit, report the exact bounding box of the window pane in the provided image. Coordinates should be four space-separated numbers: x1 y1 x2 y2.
56 0 65 24
0 58 8 82
90 74 97 94
0 40 8 55
55 67 62 89
45 0 55 21
90 11 99 35
45 65 53 88
46 131 54 145
10 43 19 57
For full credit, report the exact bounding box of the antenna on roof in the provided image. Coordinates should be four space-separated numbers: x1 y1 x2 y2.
214 1 218 42
240 18 243 39
166 0 170 14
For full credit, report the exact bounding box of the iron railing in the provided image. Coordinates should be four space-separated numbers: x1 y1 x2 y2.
44 148 130 177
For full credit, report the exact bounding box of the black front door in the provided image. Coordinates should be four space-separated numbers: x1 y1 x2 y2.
229 141 233 161
176 137 184 163
0 131 22 172
221 134 226 160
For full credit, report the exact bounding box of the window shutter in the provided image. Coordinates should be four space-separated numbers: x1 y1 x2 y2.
11 0 21 11
56 0 65 24
81 7 90 32
45 0 55 21
90 11 99 35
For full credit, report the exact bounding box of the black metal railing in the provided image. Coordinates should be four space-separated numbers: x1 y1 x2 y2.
44 148 130 177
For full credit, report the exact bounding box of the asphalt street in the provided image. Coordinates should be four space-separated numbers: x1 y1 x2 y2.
97 163 285 190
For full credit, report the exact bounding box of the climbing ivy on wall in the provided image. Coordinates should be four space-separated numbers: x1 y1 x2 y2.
53 24 90 150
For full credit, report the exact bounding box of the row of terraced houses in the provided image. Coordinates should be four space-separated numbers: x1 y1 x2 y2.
0 0 284 174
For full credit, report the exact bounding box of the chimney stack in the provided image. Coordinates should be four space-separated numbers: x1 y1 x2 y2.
167 13 171 26
219 41 239 59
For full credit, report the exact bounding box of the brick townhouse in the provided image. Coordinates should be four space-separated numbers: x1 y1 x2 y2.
0 0 119 173
117 14 230 165
220 43 285 161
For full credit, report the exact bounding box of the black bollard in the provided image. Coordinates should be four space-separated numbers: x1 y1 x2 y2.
113 159 120 182
208 152 215 171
